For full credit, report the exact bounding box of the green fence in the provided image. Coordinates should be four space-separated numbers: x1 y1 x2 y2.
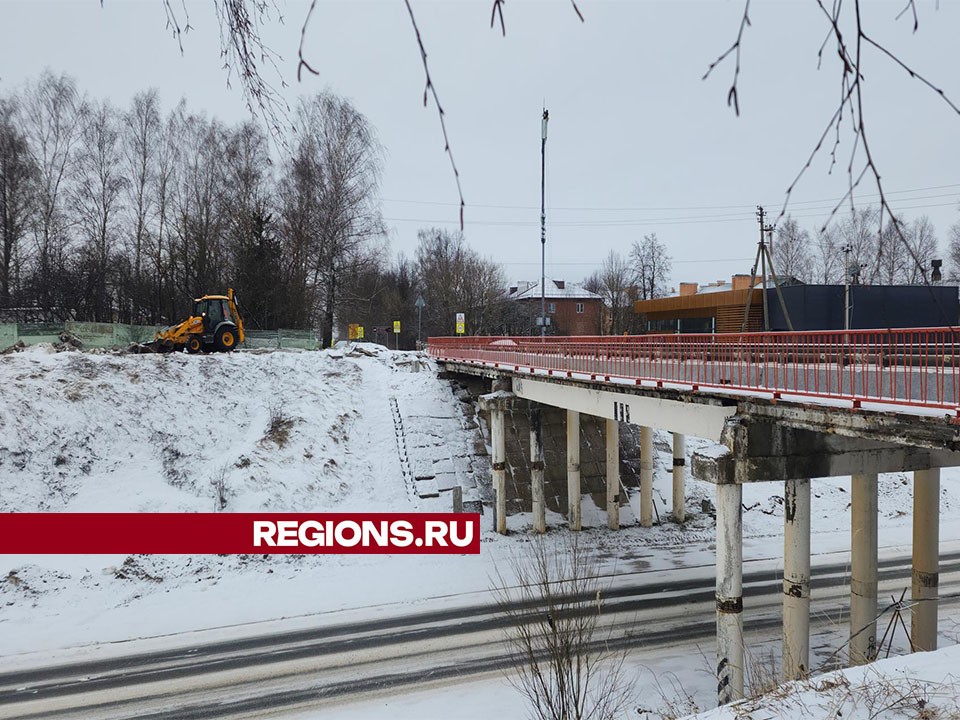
244 329 319 350
0 322 320 352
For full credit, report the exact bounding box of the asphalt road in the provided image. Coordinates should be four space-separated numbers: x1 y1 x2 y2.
3 550 960 719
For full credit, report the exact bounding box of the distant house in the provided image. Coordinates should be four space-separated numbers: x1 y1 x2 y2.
633 274 959 333
509 280 603 336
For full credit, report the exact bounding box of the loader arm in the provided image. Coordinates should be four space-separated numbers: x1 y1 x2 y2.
228 288 246 344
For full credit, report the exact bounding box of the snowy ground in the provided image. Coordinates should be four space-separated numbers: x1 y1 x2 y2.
3 343 960 718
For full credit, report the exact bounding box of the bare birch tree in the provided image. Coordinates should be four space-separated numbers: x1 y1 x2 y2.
948 221 960 282
630 233 672 301
415 227 506 338
586 250 633 335
0 97 35 306
836 207 879 285
902 215 938 284
772 216 812 282
291 92 385 346
875 217 909 285
170 111 227 303
811 225 843 284
72 100 126 321
20 70 84 312
121 89 162 321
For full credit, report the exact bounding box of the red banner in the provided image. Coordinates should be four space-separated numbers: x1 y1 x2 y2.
0 513 481 554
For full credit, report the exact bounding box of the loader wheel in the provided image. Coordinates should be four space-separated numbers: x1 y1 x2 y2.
215 326 237 352
186 336 202 354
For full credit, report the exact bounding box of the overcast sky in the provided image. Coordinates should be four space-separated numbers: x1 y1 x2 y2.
2 0 959 288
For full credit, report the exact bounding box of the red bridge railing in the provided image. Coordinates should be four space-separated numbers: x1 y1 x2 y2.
427 328 960 413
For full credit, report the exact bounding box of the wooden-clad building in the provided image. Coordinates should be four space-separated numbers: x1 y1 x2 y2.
634 275 763 334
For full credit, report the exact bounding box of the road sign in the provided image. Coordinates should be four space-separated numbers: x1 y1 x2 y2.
415 295 426 310
357 326 364 340
348 323 361 340
455 312 465 335
393 320 401 334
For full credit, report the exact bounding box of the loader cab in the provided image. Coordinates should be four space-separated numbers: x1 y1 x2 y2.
194 296 231 332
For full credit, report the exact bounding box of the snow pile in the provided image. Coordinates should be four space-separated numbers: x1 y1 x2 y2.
0 345 436 514
691 645 960 720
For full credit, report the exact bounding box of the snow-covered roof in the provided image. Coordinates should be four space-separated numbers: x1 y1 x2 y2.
511 280 602 301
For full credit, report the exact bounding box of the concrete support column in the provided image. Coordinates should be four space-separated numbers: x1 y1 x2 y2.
491 406 507 535
850 471 878 665
912 468 940 652
530 407 546 534
716 482 744 705
672 432 686 523
640 425 654 527
783 478 811 681
567 410 581 531
606 418 620 530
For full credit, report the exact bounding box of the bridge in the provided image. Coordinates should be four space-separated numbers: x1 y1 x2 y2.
428 328 960 705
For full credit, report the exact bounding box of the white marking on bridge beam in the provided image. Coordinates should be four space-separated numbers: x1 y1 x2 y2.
511 377 735 441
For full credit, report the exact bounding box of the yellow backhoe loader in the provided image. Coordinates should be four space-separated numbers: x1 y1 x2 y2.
141 288 246 353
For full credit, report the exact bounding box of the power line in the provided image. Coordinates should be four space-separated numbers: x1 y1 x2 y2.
381 181 960 213
499 257 753 266
382 198 960 229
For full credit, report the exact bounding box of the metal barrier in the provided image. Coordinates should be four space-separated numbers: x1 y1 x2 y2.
427 329 960 412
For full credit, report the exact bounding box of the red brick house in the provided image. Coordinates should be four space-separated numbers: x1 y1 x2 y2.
509 280 603 336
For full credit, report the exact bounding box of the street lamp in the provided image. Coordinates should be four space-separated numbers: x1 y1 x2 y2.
540 108 549 339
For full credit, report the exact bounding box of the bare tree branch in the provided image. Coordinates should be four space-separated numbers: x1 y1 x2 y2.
490 0 506 36
702 0 751 116
894 0 919 32
297 0 321 81
403 0 466 229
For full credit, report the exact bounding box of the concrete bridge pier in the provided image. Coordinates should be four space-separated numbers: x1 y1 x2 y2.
850 471 879 665
640 425 654 527
491 404 507 534
567 410 582 531
479 382 514 535
912 468 940 651
782 478 811 680
672 432 686 522
716 481 744 705
606 418 620 530
530 406 546 534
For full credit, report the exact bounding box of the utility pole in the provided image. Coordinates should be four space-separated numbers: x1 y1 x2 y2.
415 294 425 348
540 108 549 339
758 206 772 331
842 244 852 331
742 206 794 332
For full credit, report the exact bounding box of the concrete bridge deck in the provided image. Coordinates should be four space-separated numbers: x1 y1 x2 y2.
429 329 959 705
